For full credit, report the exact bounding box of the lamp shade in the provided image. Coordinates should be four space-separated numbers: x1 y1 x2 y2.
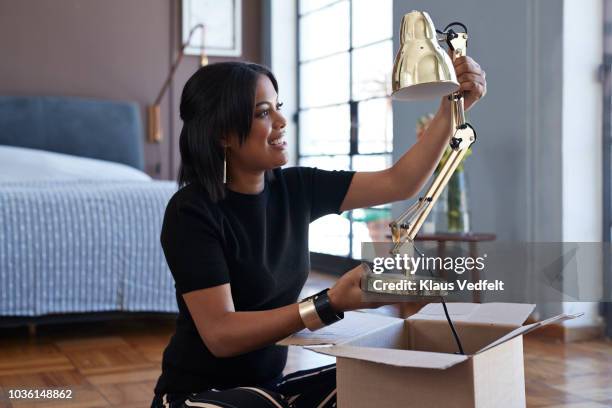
392 11 459 101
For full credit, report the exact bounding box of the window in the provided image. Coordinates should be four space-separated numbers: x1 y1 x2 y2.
297 0 393 259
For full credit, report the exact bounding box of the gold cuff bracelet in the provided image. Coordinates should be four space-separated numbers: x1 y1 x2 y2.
298 299 326 331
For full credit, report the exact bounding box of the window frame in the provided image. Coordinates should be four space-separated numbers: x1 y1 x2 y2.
296 0 393 259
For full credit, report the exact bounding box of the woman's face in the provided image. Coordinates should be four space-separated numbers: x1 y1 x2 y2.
227 75 288 173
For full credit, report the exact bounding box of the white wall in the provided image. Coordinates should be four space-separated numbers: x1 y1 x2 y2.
562 0 604 327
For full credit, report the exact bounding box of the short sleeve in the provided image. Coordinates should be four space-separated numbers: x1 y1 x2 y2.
306 167 355 222
160 197 230 294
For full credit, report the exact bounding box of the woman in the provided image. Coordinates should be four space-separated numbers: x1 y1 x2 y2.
152 59 486 407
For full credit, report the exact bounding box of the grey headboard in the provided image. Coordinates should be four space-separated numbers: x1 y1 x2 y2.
0 96 145 170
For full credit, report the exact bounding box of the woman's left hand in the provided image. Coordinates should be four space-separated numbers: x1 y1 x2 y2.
453 56 487 112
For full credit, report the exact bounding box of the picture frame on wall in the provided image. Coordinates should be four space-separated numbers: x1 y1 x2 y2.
182 0 242 57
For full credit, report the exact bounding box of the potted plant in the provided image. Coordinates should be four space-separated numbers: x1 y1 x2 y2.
345 208 392 242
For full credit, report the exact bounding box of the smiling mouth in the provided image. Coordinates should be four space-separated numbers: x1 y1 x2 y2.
268 135 286 146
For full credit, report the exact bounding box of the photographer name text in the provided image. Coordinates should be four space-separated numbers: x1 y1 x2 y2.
372 278 505 292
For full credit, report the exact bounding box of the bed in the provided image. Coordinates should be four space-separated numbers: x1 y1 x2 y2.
0 96 179 324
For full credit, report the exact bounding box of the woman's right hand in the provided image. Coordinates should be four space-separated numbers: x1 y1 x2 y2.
327 263 394 312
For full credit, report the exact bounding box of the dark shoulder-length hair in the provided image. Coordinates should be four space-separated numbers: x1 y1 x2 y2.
177 61 278 202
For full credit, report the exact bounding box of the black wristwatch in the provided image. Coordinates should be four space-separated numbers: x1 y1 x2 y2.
306 289 344 325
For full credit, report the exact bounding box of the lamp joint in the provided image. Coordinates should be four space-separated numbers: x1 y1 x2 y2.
446 29 458 41
450 137 462 150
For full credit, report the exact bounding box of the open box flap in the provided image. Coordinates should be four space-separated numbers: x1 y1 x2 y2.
305 344 469 370
278 311 401 346
408 302 536 326
476 312 584 354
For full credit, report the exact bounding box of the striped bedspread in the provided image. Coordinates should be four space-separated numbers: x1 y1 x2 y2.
0 180 179 316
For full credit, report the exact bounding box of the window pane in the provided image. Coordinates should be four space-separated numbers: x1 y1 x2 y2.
299 105 350 155
310 214 350 256
352 154 391 172
352 154 393 209
300 1 349 61
300 53 350 108
352 211 392 258
352 40 393 101
299 155 350 171
300 0 341 15
352 0 392 47
357 98 393 154
304 154 351 257
351 221 369 258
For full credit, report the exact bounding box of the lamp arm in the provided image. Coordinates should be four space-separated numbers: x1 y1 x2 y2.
154 24 205 105
389 141 473 253
446 29 469 129
147 24 207 144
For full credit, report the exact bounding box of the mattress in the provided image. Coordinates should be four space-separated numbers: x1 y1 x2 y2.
0 146 179 316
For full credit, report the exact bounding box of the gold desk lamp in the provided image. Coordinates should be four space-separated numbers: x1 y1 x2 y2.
362 11 477 299
147 24 208 144
361 11 477 354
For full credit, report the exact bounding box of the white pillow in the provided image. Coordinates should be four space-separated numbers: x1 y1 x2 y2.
0 145 152 182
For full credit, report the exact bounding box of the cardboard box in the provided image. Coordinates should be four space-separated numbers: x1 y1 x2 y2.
280 303 581 408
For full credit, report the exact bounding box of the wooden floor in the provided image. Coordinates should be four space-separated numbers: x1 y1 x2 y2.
0 272 611 408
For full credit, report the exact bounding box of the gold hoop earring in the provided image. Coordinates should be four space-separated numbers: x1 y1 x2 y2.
223 147 227 184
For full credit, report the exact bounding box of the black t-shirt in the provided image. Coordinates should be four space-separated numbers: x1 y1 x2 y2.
154 166 355 395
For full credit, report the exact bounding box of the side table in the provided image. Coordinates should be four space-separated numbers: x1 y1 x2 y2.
415 233 496 303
